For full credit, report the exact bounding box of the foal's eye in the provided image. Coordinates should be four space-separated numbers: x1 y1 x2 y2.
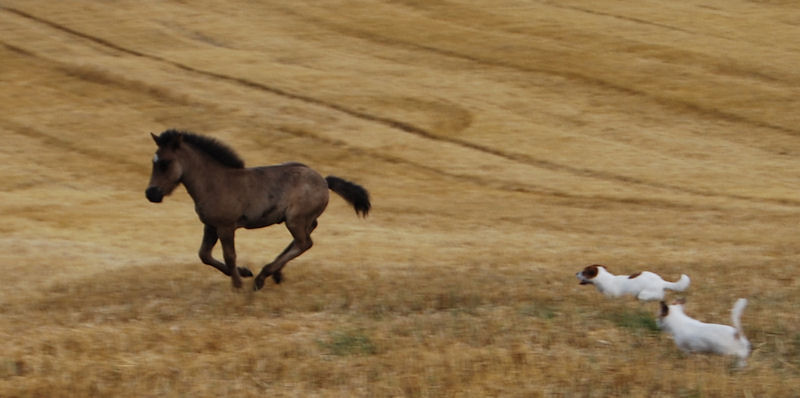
157 160 171 172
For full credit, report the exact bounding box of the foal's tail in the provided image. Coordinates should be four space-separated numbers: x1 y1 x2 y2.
326 176 371 217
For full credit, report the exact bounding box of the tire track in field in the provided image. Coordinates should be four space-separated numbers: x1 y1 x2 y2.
279 5 800 138
1 119 145 173
0 119 147 193
273 127 728 211
5 7 799 208
539 2 700 36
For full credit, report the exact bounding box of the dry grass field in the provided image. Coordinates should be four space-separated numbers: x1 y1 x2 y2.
1 0 799 396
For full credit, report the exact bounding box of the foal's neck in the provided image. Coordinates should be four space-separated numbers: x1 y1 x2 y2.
178 146 234 201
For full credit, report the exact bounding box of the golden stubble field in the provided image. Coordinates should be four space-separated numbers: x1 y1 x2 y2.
1 1 799 396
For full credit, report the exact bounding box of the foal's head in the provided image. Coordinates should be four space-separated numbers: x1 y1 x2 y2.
145 131 184 203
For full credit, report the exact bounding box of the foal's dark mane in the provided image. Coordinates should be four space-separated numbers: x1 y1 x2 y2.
159 129 245 169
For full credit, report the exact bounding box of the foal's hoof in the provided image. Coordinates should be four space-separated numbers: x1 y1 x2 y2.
272 271 283 285
232 278 243 289
253 276 266 291
238 267 253 278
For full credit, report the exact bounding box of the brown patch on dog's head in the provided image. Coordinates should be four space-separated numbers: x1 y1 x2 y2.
672 298 686 305
583 265 600 278
578 264 603 284
628 272 642 279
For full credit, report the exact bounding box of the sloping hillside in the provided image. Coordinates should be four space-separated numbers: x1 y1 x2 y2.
1 1 798 396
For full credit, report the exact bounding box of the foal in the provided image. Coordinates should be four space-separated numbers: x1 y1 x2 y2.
145 129 370 290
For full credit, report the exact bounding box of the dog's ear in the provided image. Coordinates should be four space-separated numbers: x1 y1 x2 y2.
593 264 608 272
582 265 600 278
659 301 669 317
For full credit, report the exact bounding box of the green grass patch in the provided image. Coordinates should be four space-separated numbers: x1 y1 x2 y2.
518 303 557 319
606 309 660 335
317 330 377 357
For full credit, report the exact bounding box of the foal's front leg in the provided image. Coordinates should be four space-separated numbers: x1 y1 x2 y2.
199 224 252 278
218 227 243 289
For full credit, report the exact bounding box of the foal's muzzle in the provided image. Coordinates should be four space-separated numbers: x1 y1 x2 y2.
145 187 164 203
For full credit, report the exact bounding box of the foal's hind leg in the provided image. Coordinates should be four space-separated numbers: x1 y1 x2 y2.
199 224 253 278
271 219 318 284
253 219 317 291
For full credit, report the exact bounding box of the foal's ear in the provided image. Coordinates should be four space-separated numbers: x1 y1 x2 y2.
151 131 182 149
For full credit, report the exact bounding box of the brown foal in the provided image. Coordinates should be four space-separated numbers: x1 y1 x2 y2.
145 129 370 290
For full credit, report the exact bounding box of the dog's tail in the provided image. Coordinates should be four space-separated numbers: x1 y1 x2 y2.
731 298 748 339
665 274 690 292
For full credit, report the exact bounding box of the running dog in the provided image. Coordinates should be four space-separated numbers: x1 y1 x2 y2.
658 298 750 366
576 264 690 301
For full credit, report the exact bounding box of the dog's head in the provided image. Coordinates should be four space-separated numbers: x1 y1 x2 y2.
659 301 670 318
658 298 686 328
576 264 605 285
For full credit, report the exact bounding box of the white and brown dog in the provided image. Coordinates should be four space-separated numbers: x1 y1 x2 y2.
658 298 750 366
576 264 690 301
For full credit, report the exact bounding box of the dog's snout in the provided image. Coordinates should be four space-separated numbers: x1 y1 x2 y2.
145 186 164 203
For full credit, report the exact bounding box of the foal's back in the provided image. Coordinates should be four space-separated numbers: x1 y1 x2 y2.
245 162 329 214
